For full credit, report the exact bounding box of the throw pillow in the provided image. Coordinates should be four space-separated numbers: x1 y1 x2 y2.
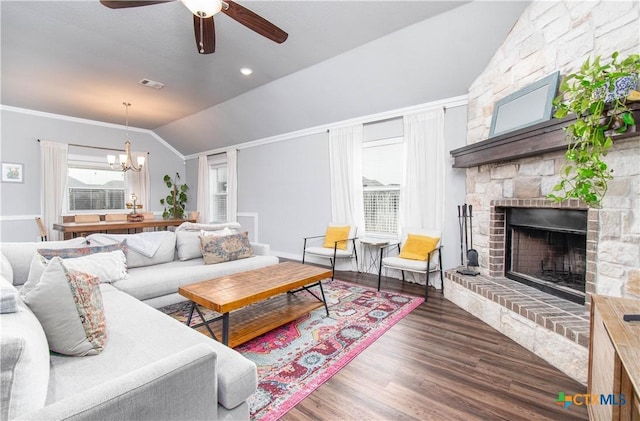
398 234 440 261
176 228 235 261
22 257 107 356
37 241 126 260
1 251 14 284
0 237 88 288
200 232 254 264
323 226 351 250
23 249 127 292
200 227 235 237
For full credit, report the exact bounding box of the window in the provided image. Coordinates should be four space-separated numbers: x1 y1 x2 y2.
362 137 403 235
67 161 125 212
208 155 228 223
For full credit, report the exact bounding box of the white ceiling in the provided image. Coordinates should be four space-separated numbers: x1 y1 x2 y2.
1 0 529 155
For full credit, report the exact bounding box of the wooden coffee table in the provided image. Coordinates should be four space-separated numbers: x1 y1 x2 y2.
178 262 331 347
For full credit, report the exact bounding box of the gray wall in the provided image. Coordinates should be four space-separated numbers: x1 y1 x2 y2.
237 132 331 258
0 108 187 241
230 103 468 272
155 1 528 155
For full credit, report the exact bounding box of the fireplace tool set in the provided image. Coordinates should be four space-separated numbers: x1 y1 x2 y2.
457 204 480 276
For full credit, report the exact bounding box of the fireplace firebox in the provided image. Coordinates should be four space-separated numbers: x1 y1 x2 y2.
505 208 587 304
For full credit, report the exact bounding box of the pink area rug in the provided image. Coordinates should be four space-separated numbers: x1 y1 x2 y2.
160 280 423 421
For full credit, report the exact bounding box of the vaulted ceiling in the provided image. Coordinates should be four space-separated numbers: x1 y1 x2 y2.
1 1 529 155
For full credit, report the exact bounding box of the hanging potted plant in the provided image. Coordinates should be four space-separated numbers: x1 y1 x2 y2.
160 172 189 219
548 51 639 208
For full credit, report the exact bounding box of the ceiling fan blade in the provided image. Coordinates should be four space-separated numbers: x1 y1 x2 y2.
222 1 288 44
100 1 174 9
193 15 215 54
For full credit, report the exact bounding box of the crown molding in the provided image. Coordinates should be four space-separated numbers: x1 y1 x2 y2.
1 105 185 160
184 95 468 160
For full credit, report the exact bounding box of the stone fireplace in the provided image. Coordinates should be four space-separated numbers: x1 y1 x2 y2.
439 0 639 385
444 108 639 384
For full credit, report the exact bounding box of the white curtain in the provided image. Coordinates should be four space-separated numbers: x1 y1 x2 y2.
226 149 238 222
400 109 445 231
40 141 68 241
196 155 209 223
399 109 445 287
125 151 150 212
328 125 365 232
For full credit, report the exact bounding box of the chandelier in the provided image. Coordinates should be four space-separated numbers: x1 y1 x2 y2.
107 102 145 172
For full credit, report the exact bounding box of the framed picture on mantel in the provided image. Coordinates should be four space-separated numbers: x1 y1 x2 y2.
489 71 560 138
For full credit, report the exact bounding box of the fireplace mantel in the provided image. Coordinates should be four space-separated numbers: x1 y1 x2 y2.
450 103 640 168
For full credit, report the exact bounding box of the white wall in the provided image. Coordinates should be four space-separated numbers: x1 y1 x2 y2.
0 107 187 241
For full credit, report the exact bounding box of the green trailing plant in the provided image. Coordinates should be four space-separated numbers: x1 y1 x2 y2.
548 51 640 208
160 172 189 219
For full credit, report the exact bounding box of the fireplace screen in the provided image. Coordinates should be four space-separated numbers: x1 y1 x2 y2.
506 208 587 304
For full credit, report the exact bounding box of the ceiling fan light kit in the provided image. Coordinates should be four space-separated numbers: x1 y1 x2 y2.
180 0 222 18
99 0 288 55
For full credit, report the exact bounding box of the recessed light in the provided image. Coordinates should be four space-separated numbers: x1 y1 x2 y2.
240 67 253 76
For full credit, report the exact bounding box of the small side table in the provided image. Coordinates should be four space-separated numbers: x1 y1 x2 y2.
359 238 390 274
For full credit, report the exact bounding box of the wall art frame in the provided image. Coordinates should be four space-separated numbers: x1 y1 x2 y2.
1 162 24 183
489 71 561 138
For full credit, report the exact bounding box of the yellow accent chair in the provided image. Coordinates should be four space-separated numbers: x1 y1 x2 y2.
377 228 443 300
302 224 358 282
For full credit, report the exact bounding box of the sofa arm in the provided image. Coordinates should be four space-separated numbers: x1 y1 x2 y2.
251 242 271 256
17 344 218 421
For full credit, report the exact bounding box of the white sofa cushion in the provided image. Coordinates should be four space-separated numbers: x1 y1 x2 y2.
0 276 50 420
22 258 107 356
114 255 279 302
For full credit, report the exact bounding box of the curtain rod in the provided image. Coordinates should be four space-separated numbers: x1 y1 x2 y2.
37 139 149 154
324 106 449 132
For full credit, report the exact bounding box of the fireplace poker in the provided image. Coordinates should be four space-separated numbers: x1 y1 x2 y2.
466 205 479 267
458 205 465 265
462 204 468 257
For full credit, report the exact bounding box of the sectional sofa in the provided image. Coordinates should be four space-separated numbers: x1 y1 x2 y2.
0 222 280 420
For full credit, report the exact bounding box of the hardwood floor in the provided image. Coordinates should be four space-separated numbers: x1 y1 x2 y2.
281 268 588 421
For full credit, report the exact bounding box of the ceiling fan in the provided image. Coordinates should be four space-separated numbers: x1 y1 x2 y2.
100 0 288 54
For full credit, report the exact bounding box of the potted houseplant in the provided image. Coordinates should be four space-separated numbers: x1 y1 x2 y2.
548 51 639 208
160 172 189 219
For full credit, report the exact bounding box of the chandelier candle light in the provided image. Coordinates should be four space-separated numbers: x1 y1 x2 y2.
107 102 145 172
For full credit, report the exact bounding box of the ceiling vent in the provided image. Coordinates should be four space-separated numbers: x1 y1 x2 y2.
138 78 164 89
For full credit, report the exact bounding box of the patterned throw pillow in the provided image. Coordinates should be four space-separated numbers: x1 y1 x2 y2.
22 257 107 356
37 241 126 260
200 232 254 264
